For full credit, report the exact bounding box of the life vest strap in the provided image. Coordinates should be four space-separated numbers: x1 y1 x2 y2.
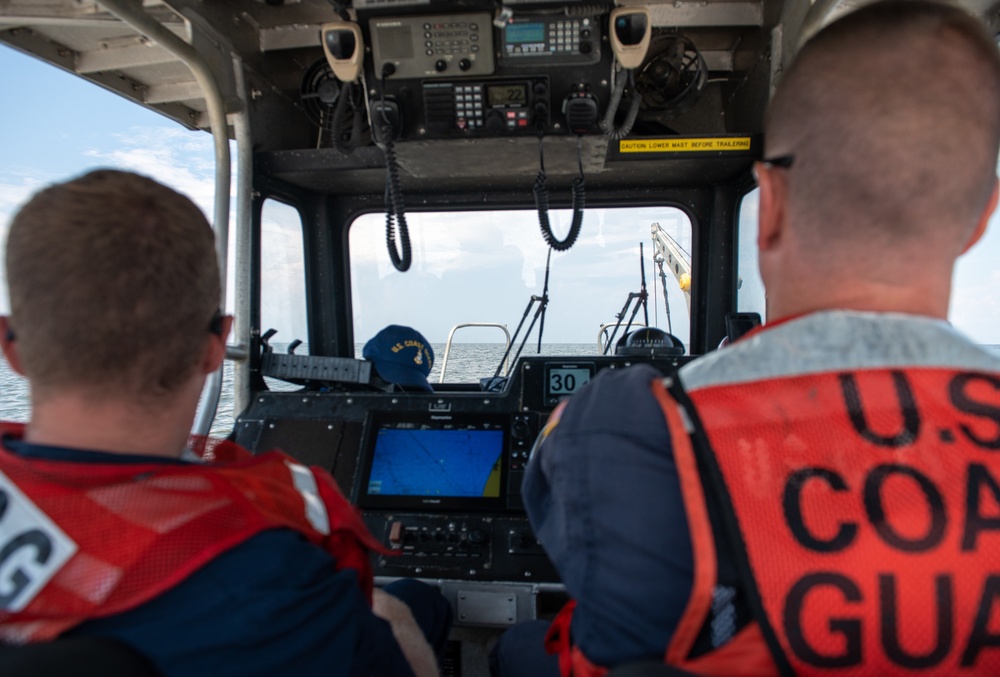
662 377 795 677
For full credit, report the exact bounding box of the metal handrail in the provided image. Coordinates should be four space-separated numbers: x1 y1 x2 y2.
597 321 647 353
439 323 512 383
229 52 253 418
98 0 233 437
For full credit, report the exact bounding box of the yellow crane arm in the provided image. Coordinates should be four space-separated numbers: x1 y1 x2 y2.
650 222 692 314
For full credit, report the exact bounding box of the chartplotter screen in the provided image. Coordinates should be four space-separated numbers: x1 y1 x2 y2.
357 414 508 511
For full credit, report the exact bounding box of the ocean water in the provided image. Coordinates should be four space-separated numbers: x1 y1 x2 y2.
0 343 600 438
5 343 1000 439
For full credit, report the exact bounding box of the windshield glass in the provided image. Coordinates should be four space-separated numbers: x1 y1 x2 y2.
350 207 692 382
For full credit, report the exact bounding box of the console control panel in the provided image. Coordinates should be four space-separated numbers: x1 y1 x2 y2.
388 518 491 562
365 514 559 583
238 356 694 593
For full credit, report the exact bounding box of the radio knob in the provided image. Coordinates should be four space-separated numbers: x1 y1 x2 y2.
579 42 593 55
458 58 472 71
484 109 506 134
467 528 488 545
435 59 448 72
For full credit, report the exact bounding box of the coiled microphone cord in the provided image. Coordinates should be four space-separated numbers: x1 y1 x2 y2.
534 134 585 251
377 66 411 272
601 68 641 140
331 80 364 153
383 133 411 271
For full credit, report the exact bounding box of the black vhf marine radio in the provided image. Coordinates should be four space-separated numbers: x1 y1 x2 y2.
423 77 549 134
498 14 600 66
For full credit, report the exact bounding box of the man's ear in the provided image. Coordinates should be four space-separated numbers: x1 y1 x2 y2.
961 177 998 255
756 162 789 253
0 316 26 376
201 315 233 374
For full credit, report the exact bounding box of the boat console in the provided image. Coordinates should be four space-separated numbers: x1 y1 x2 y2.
233 352 691 625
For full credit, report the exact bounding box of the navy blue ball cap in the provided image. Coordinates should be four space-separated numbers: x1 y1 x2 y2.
363 325 435 392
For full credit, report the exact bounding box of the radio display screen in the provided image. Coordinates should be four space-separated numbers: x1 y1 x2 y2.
357 413 508 511
506 22 545 44
487 84 527 107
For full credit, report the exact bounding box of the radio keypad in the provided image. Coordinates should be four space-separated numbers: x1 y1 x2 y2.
454 85 484 129
548 20 585 54
426 21 481 57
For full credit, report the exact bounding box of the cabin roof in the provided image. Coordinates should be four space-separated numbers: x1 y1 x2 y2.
3 0 998 196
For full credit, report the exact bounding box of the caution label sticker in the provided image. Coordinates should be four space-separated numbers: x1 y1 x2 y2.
618 137 752 153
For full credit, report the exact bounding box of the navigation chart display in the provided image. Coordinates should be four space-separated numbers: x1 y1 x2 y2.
358 415 508 510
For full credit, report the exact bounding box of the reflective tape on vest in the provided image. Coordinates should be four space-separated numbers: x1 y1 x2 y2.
286 460 331 535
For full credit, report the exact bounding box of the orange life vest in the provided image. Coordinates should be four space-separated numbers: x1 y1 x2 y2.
0 422 385 644
545 365 1000 676
675 366 1000 675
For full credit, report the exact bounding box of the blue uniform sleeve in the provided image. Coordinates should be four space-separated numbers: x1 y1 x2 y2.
522 363 695 666
70 530 415 677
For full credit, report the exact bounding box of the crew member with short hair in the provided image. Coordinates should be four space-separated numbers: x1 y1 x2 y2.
493 2 1000 675
0 169 449 676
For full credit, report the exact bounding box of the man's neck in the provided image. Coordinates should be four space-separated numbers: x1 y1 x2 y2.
25 391 199 459
764 257 954 324
767 292 951 324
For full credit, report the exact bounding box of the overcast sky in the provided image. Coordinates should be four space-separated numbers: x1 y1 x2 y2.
2 43 999 346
